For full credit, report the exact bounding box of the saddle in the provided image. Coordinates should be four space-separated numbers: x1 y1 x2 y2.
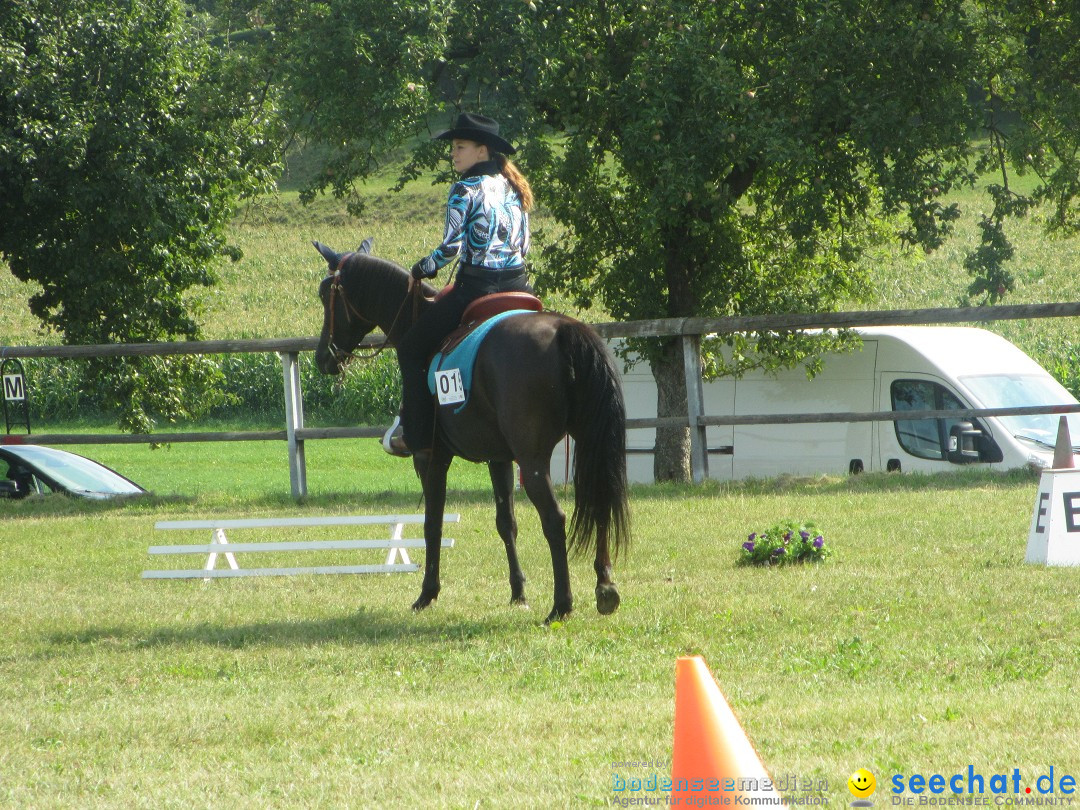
426 290 544 414
432 287 543 354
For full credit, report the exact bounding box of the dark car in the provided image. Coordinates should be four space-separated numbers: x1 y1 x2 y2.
0 444 146 500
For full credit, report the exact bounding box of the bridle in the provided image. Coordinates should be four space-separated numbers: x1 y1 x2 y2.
324 253 421 367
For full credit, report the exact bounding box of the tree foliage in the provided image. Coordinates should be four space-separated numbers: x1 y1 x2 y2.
250 0 453 212
963 2 1080 303
0 0 277 431
511 1 984 477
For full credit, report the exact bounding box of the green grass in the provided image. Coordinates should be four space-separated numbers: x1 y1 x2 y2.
65 423 494 499
2 451 1078 808
851 182 1080 351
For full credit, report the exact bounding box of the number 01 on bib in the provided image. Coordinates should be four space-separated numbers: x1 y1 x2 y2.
434 368 466 405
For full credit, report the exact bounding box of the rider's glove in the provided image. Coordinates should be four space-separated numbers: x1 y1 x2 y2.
411 258 436 280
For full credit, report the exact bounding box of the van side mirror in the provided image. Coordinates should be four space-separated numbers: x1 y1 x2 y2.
948 421 982 464
0 480 20 499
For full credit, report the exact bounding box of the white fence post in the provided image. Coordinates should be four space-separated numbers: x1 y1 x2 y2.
280 351 307 497
682 334 709 484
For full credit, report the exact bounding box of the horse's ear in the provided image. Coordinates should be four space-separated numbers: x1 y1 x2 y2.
357 238 374 255
312 240 343 273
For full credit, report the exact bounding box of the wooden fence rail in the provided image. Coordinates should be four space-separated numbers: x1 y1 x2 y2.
4 300 1080 491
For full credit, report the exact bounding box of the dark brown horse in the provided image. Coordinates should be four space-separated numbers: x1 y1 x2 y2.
313 241 630 623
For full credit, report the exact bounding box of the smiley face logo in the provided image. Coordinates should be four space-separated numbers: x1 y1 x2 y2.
848 768 877 799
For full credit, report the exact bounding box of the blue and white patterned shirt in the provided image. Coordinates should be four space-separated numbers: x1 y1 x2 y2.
416 160 530 277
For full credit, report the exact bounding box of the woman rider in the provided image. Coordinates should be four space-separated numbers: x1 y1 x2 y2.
384 112 534 457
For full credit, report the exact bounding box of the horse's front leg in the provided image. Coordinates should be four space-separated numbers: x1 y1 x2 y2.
412 447 452 612
519 459 572 623
488 460 527 607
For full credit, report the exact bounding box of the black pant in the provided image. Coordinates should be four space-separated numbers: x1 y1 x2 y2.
396 266 532 450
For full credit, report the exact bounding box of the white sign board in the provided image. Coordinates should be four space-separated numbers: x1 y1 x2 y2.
1026 468 1080 566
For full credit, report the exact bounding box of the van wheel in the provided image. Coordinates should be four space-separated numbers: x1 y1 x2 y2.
848 459 864 475
887 458 902 472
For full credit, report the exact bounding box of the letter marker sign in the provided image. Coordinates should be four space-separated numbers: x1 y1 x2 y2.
3 373 25 402
1026 468 1080 566
1 358 31 436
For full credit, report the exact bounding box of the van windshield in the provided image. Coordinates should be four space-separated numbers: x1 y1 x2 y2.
960 374 1080 450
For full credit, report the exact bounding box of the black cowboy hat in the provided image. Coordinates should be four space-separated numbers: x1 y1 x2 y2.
433 112 517 155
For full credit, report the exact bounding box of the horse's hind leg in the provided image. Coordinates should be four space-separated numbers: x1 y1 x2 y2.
519 460 572 623
489 461 527 607
594 526 620 615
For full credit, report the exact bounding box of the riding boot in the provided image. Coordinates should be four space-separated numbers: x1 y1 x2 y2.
403 407 435 452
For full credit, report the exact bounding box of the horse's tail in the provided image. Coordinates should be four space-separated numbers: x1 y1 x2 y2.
558 321 631 559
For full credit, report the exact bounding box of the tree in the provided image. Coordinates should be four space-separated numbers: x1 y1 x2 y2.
961 1 1080 303
256 0 1080 480
0 0 277 431
511 0 984 478
251 0 453 214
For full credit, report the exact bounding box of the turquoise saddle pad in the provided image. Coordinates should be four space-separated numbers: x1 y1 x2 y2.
427 309 534 414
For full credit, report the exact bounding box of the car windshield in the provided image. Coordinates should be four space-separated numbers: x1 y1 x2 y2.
960 373 1080 450
4 446 142 495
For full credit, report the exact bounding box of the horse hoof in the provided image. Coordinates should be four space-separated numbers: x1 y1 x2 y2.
412 595 437 612
510 596 530 610
595 584 620 615
544 606 572 625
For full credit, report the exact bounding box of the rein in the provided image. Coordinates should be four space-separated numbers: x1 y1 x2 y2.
326 254 422 365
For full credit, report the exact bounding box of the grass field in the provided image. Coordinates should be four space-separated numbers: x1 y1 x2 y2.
2 441 1079 808
3 168 1080 807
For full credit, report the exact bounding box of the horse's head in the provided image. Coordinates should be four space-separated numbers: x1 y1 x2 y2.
313 239 379 374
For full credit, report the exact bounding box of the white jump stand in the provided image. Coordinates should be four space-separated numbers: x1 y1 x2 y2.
143 514 458 580
1026 469 1080 566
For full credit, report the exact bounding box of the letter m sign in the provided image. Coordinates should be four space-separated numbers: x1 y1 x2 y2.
1 359 31 435
3 374 26 402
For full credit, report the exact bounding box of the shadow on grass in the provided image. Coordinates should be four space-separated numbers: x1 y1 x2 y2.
45 607 503 651
0 487 497 520
2 466 1040 519
0 492 196 521
627 466 1041 500
186 467 1042 510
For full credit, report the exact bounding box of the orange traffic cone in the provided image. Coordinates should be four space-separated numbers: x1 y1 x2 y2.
671 656 786 805
1052 415 1075 469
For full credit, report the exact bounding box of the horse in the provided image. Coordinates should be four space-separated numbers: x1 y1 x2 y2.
312 240 630 623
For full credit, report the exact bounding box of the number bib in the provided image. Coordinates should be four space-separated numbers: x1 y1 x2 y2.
434 368 466 405
426 309 538 413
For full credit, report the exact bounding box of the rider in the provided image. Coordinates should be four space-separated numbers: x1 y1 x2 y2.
384 112 534 457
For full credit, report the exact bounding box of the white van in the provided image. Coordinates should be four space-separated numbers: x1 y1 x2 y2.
551 326 1080 484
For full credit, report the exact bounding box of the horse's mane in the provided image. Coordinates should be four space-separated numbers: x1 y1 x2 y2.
338 251 435 332
344 252 408 285
349 253 440 294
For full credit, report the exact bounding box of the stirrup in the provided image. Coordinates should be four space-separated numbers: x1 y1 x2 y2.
381 416 411 458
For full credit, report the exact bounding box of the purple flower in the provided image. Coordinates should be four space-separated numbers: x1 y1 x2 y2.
772 547 786 556
800 530 810 540
813 536 824 549
747 533 757 542
783 532 792 542
743 541 756 552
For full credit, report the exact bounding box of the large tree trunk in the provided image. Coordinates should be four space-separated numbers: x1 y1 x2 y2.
651 336 690 482
652 232 698 483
